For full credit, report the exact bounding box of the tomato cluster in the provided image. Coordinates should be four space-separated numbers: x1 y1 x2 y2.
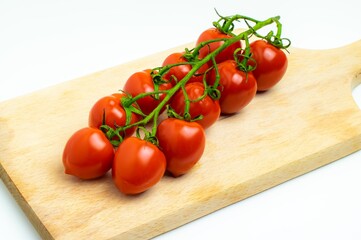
62 13 290 196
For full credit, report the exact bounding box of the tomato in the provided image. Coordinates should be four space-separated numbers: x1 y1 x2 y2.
123 69 172 115
156 118 205 177
170 82 220 129
88 93 139 138
196 28 241 64
62 127 114 180
249 40 288 91
208 60 257 114
162 52 209 85
112 137 166 195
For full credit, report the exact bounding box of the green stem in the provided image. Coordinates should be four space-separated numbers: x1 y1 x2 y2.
181 84 192 121
274 17 283 39
154 61 195 77
210 55 220 88
241 35 251 67
151 111 159 136
191 38 230 59
122 89 169 107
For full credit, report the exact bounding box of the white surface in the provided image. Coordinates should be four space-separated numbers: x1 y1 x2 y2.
1 0 361 239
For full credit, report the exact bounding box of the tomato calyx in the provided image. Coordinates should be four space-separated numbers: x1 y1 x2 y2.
135 126 159 147
267 36 291 53
182 48 197 63
121 95 146 118
206 85 221 101
99 124 124 147
166 105 203 123
233 44 256 73
148 69 170 100
256 29 291 51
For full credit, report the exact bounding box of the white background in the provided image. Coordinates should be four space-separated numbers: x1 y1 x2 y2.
1 0 361 239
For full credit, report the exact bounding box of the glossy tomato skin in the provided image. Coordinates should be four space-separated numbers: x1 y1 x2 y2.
62 127 114 180
112 137 166 195
249 40 288 91
208 60 257 114
88 93 139 138
196 28 241 64
170 82 221 129
123 69 172 115
156 118 206 177
162 52 209 85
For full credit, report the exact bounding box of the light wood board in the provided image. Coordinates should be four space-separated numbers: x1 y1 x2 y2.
1 38 361 239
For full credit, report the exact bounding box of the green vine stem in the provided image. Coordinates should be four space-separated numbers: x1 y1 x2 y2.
181 84 192 121
233 34 256 73
190 37 230 60
116 14 288 143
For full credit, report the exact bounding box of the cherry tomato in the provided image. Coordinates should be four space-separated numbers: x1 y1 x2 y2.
112 137 166 195
62 127 114 180
208 60 257 114
170 82 220 129
162 52 209 85
249 40 288 91
123 69 172 115
196 28 241 64
88 93 139 138
156 118 205 177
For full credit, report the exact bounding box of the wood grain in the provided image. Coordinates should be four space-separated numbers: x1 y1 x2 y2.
1 39 361 240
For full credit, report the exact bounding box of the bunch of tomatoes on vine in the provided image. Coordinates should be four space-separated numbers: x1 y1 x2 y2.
62 12 290 195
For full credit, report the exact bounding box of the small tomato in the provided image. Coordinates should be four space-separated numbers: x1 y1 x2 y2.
88 93 139 138
196 28 242 64
162 52 209 85
208 60 257 114
112 137 166 195
123 69 172 115
62 127 114 180
249 40 288 91
156 118 206 177
170 82 220 129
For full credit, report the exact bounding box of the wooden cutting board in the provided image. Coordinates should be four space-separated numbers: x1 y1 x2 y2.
1 37 361 240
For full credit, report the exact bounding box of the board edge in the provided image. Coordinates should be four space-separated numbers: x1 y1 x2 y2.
0 163 54 240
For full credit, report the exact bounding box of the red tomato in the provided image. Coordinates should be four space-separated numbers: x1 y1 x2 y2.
196 28 241 64
112 137 166 195
156 118 205 177
208 60 257 114
170 82 220 129
249 40 288 91
162 52 209 85
62 127 114 180
88 93 139 138
123 69 172 115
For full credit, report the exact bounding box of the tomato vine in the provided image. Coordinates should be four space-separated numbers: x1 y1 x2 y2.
112 13 290 142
